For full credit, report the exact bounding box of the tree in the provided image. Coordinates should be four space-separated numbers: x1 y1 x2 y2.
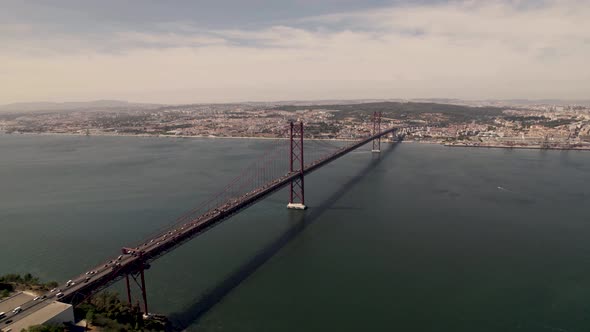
24 324 65 332
85 309 95 324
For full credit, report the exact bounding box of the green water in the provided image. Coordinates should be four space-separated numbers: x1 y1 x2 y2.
1 134 590 331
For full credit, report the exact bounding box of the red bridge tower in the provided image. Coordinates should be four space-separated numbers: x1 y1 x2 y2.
372 111 382 153
287 121 306 210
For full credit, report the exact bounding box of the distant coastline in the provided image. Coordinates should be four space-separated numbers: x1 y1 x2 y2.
0 130 362 142
444 142 590 151
3 130 589 151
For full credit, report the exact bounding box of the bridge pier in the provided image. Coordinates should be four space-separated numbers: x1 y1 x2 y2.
372 112 382 153
288 121 306 210
125 274 132 305
139 267 148 316
124 261 150 315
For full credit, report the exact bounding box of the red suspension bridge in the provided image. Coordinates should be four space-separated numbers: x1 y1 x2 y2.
0 112 403 324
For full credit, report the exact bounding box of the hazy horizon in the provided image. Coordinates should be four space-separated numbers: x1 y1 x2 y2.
1 0 589 104
3 97 590 109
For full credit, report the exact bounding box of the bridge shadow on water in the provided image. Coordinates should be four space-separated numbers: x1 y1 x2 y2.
168 142 400 331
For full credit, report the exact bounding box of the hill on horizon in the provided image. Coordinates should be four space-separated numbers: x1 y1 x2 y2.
0 100 163 113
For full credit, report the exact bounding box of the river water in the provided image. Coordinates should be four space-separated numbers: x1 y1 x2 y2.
1 134 590 331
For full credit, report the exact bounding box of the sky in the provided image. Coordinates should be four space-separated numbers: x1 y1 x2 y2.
1 0 589 104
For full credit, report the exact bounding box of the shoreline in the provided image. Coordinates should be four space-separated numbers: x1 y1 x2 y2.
2 131 589 151
444 143 590 151
0 131 362 142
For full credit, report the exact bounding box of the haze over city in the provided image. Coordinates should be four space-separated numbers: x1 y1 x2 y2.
1 0 589 105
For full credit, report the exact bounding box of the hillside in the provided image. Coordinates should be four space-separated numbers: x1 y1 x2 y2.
277 101 507 124
0 100 162 113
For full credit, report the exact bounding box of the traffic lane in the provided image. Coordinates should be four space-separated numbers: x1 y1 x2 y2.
60 254 141 299
0 298 52 326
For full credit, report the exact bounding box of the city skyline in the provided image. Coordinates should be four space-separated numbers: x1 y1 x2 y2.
1 0 589 104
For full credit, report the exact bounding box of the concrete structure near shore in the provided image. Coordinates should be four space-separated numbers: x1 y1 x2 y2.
0 292 74 332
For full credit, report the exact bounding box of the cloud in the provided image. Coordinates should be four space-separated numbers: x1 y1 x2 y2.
0 0 589 104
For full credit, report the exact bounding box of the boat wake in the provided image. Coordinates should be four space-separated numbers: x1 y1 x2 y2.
497 186 516 194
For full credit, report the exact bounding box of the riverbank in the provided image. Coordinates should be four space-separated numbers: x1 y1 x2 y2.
3 131 589 151
0 273 58 299
0 131 362 142
444 142 590 151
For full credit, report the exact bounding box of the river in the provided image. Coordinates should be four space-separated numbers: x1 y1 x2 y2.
1 134 590 331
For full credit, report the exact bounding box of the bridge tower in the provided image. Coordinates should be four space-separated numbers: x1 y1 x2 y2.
287 121 306 210
372 111 382 153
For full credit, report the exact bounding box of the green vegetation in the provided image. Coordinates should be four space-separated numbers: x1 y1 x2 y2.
504 115 550 128
504 115 548 122
0 273 58 298
75 291 168 332
21 324 65 332
504 115 575 129
278 102 506 124
544 119 575 128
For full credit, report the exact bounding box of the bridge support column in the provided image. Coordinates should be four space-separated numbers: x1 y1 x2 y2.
125 274 132 306
140 267 148 315
372 112 382 153
288 121 306 210
126 262 150 316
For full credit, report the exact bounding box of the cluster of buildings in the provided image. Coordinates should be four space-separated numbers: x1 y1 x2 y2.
0 104 375 140
404 105 590 149
1 102 589 150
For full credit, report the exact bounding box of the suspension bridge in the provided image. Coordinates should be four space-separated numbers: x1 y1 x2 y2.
1 112 404 326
